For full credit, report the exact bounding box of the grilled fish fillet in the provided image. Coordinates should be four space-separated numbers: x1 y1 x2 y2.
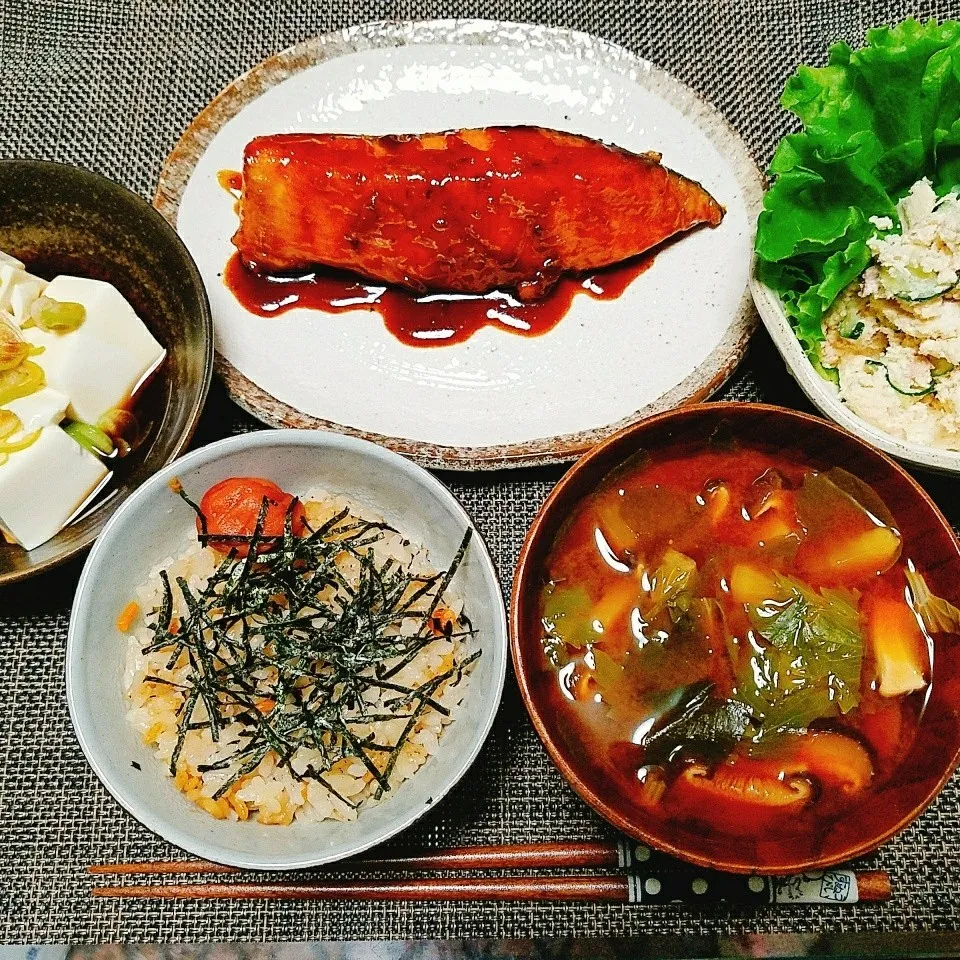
232 126 725 298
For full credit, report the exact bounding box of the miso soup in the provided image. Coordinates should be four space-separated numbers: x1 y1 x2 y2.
537 437 959 862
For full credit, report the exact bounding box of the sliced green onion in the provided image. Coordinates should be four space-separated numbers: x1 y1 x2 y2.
64 420 115 456
30 296 86 333
0 410 21 443
97 407 137 440
0 429 40 454
0 360 45 405
0 323 29 371
97 407 140 459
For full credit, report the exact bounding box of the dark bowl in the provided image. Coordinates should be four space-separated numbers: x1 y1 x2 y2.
511 402 960 874
0 159 212 584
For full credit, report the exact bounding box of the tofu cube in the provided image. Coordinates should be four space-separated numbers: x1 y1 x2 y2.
0 252 47 325
0 425 110 550
3 387 70 432
8 274 46 325
24 275 165 424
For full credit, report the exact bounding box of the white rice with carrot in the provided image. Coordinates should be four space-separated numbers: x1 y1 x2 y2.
121 487 476 825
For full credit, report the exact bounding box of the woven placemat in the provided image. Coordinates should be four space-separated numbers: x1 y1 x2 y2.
3 0 960 943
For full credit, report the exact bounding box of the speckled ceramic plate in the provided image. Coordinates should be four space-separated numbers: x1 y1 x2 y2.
157 19 763 470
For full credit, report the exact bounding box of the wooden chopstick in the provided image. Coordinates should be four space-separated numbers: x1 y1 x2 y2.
90 840 890 905
91 869 891 904
93 875 627 902
90 858 237 876
89 840 622 876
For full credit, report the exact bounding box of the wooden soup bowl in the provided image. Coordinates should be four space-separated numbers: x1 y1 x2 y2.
511 402 960 874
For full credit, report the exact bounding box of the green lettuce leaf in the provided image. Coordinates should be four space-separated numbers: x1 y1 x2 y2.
755 18 960 359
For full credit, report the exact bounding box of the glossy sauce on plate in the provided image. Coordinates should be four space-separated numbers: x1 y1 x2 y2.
222 250 654 347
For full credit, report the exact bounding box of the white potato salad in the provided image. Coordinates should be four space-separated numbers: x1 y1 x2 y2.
821 181 960 448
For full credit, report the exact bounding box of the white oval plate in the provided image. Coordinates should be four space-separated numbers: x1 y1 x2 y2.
158 20 763 469
751 275 960 476
66 429 508 869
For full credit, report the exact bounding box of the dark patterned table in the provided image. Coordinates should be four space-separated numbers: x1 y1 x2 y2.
3 0 960 946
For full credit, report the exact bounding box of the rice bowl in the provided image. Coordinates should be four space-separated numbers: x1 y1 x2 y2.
67 429 507 869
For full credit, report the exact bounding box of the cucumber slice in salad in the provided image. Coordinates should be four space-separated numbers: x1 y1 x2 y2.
878 263 957 303
864 359 936 397
812 353 840 387
837 316 865 339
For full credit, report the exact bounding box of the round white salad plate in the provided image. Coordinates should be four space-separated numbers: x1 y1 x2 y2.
751 277 960 476
157 19 764 470
66 429 508 870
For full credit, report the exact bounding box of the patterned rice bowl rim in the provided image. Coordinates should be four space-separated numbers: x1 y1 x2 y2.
155 19 764 470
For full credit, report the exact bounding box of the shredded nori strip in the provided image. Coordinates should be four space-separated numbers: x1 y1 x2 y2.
141 490 478 807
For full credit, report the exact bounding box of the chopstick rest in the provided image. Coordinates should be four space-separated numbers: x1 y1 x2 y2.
623 867 886 905
615 839 886 903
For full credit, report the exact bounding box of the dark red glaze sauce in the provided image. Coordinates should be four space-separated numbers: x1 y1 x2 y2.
222 251 654 348
218 169 243 193
230 129 721 291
